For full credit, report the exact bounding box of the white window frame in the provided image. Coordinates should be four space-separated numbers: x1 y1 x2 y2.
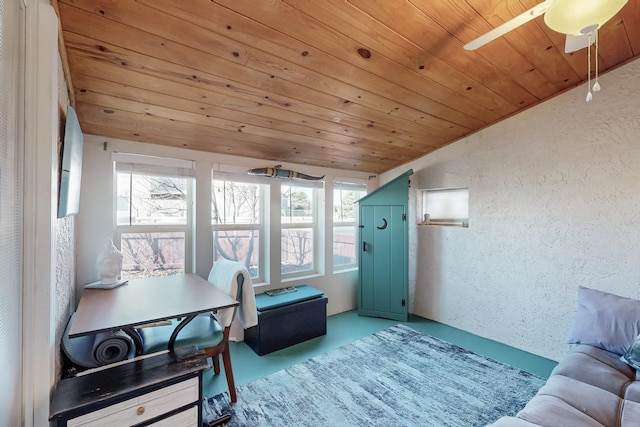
333 178 367 270
280 180 322 278
211 171 267 283
113 153 195 277
419 187 469 227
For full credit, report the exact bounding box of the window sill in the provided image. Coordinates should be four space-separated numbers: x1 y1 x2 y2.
418 222 469 228
251 281 271 289
281 272 323 283
333 266 358 274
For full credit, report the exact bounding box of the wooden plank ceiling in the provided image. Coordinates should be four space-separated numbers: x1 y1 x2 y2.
55 0 640 174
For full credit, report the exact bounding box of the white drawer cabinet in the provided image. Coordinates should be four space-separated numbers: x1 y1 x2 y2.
148 406 198 427
50 347 208 427
67 377 199 427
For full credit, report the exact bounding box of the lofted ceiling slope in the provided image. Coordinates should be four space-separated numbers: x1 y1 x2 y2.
55 0 640 174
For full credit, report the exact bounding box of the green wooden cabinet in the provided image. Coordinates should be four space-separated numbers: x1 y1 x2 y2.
358 170 412 321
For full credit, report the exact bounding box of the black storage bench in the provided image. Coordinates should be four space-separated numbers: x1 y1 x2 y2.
244 285 327 356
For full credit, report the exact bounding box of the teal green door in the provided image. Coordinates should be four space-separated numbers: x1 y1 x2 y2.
359 204 408 321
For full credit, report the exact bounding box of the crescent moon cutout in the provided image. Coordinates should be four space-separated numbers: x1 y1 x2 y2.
377 218 388 230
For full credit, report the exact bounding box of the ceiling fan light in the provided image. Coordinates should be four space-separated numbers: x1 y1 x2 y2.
544 0 628 35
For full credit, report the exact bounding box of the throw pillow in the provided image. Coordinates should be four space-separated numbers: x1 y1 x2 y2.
566 286 640 355
621 334 640 370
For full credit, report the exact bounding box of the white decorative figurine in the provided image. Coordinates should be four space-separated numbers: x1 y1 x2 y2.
96 240 124 285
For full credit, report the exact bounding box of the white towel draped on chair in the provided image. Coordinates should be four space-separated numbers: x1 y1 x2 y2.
208 258 258 328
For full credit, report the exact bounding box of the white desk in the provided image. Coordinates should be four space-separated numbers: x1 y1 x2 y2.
71 273 238 352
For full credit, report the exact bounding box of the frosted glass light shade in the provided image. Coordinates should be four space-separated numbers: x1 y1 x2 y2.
544 0 628 35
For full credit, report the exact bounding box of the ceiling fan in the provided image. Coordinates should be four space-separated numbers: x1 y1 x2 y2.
464 0 628 101
464 0 627 53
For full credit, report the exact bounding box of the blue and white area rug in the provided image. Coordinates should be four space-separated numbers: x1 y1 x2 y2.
203 324 545 426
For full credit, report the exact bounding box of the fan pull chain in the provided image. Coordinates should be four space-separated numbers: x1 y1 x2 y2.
593 30 601 93
586 32 593 103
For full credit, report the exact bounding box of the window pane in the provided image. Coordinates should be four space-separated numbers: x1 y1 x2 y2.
213 230 260 279
281 228 314 274
333 182 365 268
212 179 261 225
281 184 313 224
117 172 189 225
119 232 185 279
422 188 469 225
333 226 357 267
333 187 365 222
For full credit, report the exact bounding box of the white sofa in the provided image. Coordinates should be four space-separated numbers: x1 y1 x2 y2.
489 287 640 426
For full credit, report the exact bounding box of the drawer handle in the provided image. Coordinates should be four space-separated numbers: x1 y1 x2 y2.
136 406 145 416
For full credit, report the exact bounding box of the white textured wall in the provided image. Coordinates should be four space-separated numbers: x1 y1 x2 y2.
381 59 640 361
54 54 75 378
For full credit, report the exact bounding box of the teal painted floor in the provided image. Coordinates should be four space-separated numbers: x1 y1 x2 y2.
202 310 557 399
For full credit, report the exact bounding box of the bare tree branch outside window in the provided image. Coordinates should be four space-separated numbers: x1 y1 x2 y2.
212 179 262 278
281 184 315 274
117 172 189 278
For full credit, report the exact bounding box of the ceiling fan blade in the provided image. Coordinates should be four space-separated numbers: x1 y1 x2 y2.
564 33 594 53
464 0 554 50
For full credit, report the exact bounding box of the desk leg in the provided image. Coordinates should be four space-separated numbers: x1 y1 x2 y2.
168 314 197 352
